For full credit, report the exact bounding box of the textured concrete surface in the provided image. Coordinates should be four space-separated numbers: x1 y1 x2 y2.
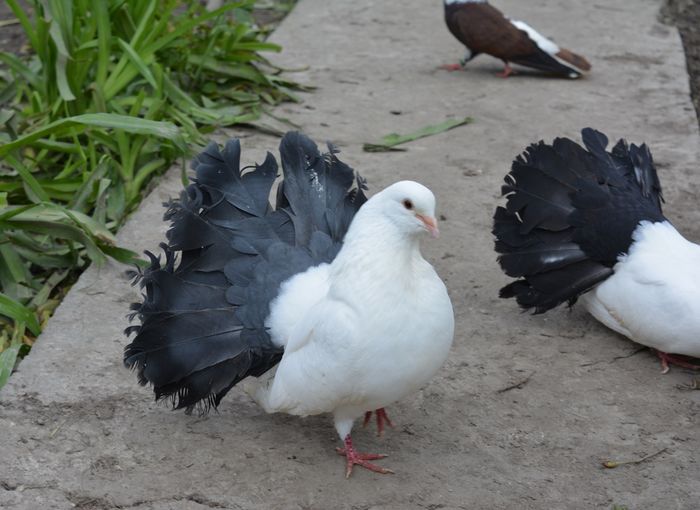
2 1 699 509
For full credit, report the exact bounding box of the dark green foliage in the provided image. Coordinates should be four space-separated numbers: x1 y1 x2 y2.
0 0 300 384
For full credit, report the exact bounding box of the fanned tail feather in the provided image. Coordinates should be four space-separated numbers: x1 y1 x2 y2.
493 128 665 313
125 133 367 413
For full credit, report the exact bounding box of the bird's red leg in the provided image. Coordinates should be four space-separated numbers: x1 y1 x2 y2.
362 408 395 436
363 411 372 428
336 435 393 478
496 62 513 78
375 408 395 437
440 63 463 71
657 351 700 374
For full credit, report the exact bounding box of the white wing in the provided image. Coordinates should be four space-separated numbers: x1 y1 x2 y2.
254 297 365 416
266 263 331 348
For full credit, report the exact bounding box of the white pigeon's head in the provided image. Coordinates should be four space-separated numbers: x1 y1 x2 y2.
374 181 439 239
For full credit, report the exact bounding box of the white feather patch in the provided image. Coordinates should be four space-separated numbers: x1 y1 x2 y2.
266 263 331 348
581 221 700 357
510 19 560 55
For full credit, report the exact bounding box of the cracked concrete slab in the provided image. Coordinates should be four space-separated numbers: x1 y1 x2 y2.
1 0 699 508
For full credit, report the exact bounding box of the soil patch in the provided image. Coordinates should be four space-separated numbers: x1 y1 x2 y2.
661 0 700 122
0 1 29 56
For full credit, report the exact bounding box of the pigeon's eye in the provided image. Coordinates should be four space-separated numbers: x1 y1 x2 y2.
402 199 414 210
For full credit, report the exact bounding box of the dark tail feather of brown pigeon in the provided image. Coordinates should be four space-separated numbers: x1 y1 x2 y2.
556 48 592 71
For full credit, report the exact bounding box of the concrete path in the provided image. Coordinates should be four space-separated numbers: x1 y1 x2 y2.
2 1 699 508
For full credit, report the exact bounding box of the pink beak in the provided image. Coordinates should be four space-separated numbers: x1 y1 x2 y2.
417 214 440 239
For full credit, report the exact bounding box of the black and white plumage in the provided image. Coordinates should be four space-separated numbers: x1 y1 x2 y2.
125 133 454 476
493 128 700 371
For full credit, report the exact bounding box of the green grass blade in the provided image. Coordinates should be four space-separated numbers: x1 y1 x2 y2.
133 158 166 191
0 204 36 222
187 54 269 84
3 207 106 264
4 154 51 203
94 0 111 88
126 0 158 51
144 3 244 54
363 117 474 152
68 158 110 211
0 113 184 156
98 243 143 266
41 0 77 101
0 324 25 389
29 269 69 308
10 204 116 243
71 113 182 142
0 52 41 89
116 38 157 89
0 240 30 287
31 139 82 153
0 294 41 336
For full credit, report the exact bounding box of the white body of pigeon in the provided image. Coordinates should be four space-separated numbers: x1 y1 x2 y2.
579 221 700 359
251 181 455 474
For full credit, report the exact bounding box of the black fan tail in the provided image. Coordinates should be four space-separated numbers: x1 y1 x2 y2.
494 128 666 313
125 132 366 413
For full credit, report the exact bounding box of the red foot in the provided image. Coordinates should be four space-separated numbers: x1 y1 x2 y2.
336 435 393 478
363 408 395 437
440 63 463 71
657 351 700 374
497 63 514 78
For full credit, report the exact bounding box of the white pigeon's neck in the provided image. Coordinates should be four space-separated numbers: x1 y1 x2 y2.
329 208 426 288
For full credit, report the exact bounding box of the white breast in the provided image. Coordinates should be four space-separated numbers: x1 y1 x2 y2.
256 252 454 418
345 265 455 409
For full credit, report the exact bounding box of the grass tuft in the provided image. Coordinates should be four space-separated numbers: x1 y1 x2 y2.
0 0 301 386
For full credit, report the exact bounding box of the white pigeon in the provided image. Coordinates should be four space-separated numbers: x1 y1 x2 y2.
493 128 700 373
125 132 455 477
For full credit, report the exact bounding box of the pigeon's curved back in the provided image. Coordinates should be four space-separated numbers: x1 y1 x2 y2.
124 133 367 413
493 128 665 313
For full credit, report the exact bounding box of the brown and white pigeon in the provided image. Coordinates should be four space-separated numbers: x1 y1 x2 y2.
125 133 455 478
443 0 591 78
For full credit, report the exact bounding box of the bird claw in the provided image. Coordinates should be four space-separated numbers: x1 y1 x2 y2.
496 64 514 78
440 63 463 71
336 448 393 478
337 436 394 478
363 408 395 437
335 448 388 461
657 351 700 374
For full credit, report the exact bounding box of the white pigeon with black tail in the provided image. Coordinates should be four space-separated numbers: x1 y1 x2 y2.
493 128 700 373
125 132 454 477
